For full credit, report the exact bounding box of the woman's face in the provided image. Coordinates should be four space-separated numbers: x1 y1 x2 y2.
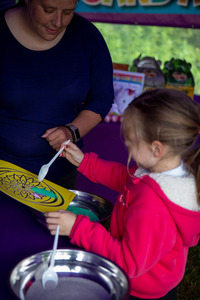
25 0 78 41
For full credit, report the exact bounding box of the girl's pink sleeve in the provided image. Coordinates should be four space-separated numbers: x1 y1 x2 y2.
78 152 130 192
69 188 177 278
69 214 116 251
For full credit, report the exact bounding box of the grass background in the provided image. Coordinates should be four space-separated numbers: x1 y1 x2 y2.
178 242 200 299
94 23 200 97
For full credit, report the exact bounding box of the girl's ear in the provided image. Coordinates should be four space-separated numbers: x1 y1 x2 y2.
151 140 164 158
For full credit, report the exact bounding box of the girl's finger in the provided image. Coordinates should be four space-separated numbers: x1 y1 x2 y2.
46 224 58 232
45 217 60 224
50 230 57 235
44 211 60 218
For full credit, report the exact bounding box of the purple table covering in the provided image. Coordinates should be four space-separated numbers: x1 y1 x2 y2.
0 122 128 299
0 193 78 299
0 123 126 299
76 122 130 205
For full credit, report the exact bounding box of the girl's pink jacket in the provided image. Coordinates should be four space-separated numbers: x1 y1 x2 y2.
69 153 200 299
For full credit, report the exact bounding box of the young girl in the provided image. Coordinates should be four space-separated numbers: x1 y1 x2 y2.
45 88 200 300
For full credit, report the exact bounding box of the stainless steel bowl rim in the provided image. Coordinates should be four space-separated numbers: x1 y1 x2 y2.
10 249 129 300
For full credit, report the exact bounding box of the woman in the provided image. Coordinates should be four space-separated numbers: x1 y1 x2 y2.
0 0 114 187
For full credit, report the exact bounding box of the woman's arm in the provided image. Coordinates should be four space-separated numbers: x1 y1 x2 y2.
70 110 102 138
42 110 102 151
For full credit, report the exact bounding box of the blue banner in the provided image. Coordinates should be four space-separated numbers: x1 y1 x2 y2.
0 0 200 28
76 0 199 14
76 0 200 27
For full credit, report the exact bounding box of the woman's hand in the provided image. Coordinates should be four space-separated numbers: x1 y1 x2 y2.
61 141 84 167
42 126 72 151
44 210 77 236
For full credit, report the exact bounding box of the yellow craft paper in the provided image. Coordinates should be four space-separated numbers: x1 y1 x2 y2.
0 160 76 213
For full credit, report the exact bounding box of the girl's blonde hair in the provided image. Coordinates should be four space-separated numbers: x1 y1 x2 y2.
122 88 200 204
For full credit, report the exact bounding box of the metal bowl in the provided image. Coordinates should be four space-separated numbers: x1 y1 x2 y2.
32 190 113 228
10 249 130 300
68 190 113 222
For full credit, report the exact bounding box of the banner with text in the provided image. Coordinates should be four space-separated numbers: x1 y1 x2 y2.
0 1 200 28
76 0 200 28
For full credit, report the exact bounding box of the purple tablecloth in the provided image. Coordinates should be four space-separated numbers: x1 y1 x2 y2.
76 122 129 205
0 122 126 299
0 121 128 299
0 192 78 299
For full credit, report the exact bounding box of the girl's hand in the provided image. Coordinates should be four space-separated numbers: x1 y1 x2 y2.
44 210 77 236
61 141 84 167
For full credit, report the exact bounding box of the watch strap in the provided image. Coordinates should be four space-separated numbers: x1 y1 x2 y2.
65 123 80 143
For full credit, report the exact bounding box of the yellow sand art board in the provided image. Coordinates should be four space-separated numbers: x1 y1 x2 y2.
0 160 76 213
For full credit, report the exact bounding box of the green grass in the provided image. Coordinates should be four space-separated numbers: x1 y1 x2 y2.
178 242 200 300
94 23 200 96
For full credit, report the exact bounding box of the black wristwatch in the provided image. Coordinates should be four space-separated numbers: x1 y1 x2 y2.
65 123 80 143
